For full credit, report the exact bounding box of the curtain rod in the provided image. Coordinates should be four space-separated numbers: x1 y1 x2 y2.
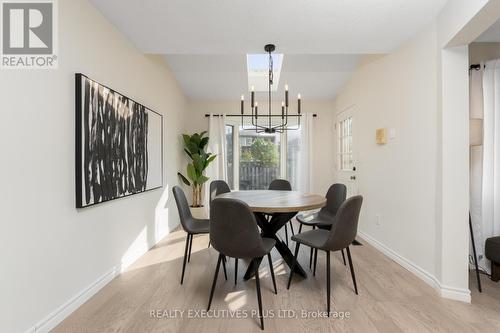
470 64 484 70
204 114 317 117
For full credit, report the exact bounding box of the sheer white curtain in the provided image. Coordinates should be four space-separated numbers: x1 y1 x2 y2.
297 113 314 192
470 67 484 268
482 60 500 272
205 114 227 207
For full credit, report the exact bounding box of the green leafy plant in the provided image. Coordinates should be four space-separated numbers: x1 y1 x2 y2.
178 131 216 207
241 138 279 167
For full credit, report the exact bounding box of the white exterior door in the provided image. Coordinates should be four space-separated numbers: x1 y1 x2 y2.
336 107 358 197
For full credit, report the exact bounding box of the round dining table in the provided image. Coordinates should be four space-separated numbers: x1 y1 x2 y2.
216 190 326 280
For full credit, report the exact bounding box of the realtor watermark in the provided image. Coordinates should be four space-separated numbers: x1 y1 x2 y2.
149 309 351 320
1 0 58 69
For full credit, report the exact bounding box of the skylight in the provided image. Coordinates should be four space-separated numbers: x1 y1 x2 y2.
247 53 283 92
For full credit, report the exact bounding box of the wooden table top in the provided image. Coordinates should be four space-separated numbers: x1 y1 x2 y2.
216 190 326 213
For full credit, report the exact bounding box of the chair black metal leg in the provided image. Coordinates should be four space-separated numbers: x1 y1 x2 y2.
287 243 301 289
208 239 211 248
326 251 331 316
346 247 358 295
298 224 303 233
267 253 277 294
255 260 264 330
469 213 482 292
234 258 238 285
313 248 318 276
180 233 190 284
290 221 295 235
284 224 289 246
222 255 228 281
187 234 193 263
207 253 223 310
309 226 316 268
341 249 346 266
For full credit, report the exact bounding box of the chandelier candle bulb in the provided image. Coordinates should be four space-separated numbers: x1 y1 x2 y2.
241 95 244 114
285 85 289 107
255 102 258 119
282 101 285 119
298 94 301 114
251 90 255 108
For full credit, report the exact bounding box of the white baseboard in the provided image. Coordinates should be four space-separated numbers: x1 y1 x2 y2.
25 267 118 333
358 231 471 303
25 226 470 333
439 284 471 302
24 223 177 333
357 231 440 289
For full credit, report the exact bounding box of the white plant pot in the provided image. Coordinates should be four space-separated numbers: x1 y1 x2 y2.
190 206 208 219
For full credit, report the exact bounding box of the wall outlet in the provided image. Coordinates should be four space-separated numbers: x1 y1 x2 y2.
375 214 381 226
388 128 396 140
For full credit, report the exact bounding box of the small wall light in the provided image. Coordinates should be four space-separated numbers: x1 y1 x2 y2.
376 128 387 145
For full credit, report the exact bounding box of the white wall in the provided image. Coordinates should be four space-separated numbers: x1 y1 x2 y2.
331 0 500 303
0 0 187 332
186 100 336 195
437 0 490 47
434 0 500 301
469 42 500 64
438 45 470 298
334 26 439 279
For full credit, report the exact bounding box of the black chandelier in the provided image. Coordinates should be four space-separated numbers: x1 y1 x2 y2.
240 44 301 133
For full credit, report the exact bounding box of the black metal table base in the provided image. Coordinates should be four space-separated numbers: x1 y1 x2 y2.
243 212 307 280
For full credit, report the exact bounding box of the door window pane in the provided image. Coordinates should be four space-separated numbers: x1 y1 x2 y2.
338 117 353 171
239 128 281 190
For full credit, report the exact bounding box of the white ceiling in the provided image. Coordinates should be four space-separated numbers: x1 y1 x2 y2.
90 0 447 100
165 54 360 100
475 19 500 42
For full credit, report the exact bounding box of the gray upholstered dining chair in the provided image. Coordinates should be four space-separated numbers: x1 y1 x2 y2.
287 195 363 315
208 180 232 279
172 186 227 284
208 198 277 330
209 180 231 203
296 183 347 272
268 179 294 246
208 180 231 247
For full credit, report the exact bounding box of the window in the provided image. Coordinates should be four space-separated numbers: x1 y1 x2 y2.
287 129 300 190
239 128 281 190
247 53 284 92
225 120 300 190
338 117 353 171
225 125 234 188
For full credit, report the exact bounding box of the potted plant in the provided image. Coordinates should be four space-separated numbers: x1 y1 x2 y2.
178 131 216 218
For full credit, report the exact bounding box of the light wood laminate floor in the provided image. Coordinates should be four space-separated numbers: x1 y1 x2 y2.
54 221 500 332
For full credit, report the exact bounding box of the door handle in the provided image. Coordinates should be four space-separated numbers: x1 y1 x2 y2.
350 176 356 180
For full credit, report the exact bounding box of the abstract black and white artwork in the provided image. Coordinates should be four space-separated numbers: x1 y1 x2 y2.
75 74 163 208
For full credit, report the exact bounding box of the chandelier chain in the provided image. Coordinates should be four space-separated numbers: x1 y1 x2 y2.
240 44 301 133
269 51 273 85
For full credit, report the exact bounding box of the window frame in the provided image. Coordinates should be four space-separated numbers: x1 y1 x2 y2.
225 118 289 190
